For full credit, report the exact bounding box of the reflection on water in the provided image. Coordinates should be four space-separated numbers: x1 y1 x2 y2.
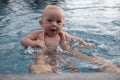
0 0 120 74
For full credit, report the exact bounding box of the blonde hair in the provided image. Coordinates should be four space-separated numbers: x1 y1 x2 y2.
42 5 64 18
44 5 63 11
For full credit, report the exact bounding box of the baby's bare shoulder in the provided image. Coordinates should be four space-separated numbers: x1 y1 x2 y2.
61 31 69 35
30 30 44 36
31 30 43 34
61 31 71 37
26 30 44 39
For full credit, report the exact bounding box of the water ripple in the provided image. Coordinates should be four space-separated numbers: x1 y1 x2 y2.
0 0 120 73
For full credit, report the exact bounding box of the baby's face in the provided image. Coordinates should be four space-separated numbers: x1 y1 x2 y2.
40 9 64 37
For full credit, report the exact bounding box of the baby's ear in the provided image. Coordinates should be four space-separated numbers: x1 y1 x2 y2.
63 23 65 27
62 23 64 28
39 20 43 25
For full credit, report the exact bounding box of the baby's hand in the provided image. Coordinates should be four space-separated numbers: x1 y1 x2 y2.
34 40 46 49
87 43 95 48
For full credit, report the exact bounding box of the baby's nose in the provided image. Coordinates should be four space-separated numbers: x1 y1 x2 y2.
52 21 57 26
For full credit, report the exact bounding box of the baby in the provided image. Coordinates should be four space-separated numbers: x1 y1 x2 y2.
21 5 120 73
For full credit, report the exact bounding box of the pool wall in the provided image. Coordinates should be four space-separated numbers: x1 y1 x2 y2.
0 73 120 80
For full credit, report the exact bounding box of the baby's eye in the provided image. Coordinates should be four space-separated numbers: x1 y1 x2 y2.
57 20 62 24
47 20 52 22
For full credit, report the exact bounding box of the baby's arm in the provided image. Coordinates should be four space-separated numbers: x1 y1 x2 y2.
64 32 95 48
20 30 46 48
61 32 120 72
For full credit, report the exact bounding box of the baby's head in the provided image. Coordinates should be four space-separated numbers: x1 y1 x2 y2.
42 5 64 19
39 5 65 37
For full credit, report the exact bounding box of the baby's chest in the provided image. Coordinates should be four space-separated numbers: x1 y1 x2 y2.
45 40 60 46
45 36 61 49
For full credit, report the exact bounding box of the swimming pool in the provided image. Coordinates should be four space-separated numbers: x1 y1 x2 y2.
0 0 120 74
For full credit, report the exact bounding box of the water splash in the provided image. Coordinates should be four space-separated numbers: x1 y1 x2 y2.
24 47 34 54
24 46 45 54
24 41 118 72
98 44 108 50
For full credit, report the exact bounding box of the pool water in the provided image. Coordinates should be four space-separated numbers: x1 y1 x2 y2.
0 0 120 74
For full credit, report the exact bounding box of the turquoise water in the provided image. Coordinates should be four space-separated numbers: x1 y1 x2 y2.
0 0 120 74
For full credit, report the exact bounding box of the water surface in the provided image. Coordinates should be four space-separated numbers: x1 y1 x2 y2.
0 0 120 74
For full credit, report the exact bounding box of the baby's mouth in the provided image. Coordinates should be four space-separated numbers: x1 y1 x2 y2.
50 28 56 32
